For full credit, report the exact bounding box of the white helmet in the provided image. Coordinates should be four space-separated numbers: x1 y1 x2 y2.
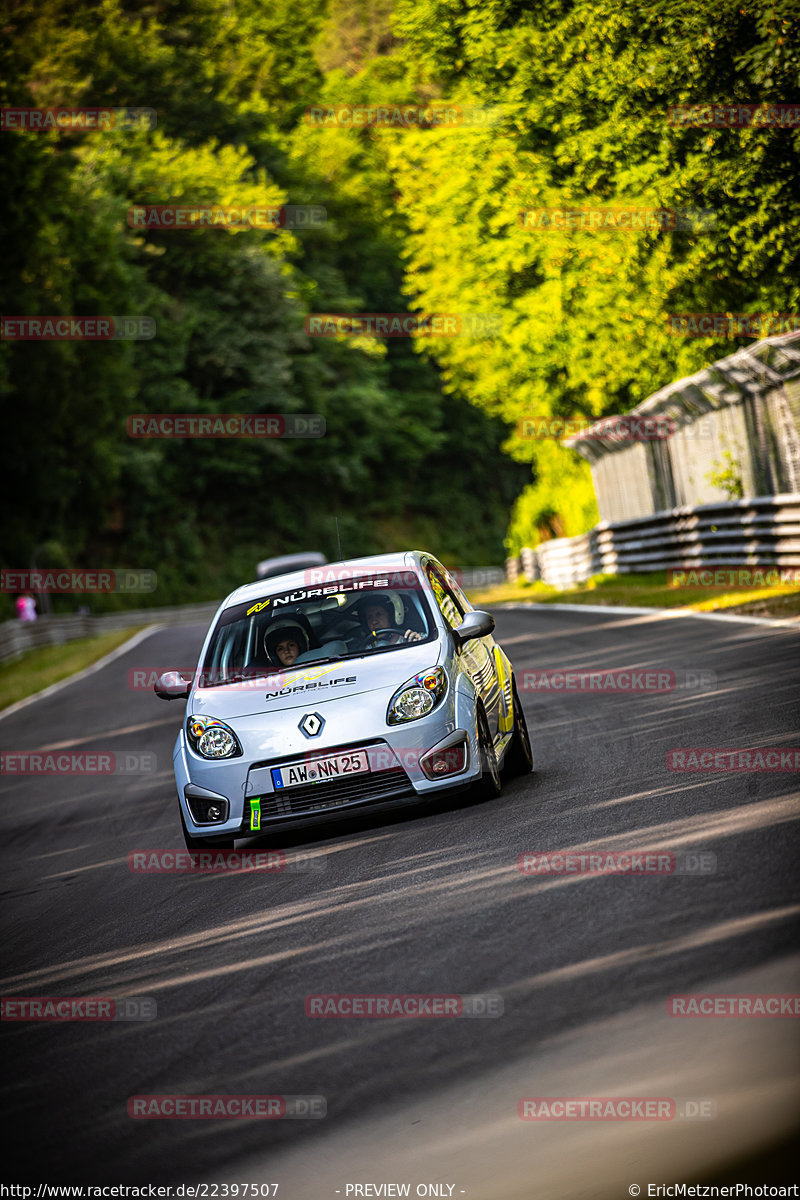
263 613 312 665
355 590 404 629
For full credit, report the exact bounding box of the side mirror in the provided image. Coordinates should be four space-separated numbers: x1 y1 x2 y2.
154 671 191 700
452 609 495 648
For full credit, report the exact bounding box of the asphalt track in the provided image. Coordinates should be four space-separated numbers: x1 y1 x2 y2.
1 605 799 1195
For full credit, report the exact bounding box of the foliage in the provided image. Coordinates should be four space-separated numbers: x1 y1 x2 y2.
2 0 525 613
387 0 800 546
706 452 745 500
4 0 797 592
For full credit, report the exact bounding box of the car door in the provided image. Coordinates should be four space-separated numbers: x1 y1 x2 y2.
446 567 514 739
422 559 502 741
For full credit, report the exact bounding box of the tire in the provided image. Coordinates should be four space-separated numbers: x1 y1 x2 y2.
503 679 534 777
471 705 502 800
180 807 236 850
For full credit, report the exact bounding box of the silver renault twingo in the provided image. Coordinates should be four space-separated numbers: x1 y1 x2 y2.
155 551 532 848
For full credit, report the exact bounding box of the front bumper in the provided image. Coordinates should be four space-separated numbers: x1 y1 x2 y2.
173 685 480 840
243 740 417 833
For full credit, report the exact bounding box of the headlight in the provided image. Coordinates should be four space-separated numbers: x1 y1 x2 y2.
387 667 447 725
186 715 242 759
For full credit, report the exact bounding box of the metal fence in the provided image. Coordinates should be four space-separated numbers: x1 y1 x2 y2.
0 602 219 666
565 331 800 524
509 494 800 588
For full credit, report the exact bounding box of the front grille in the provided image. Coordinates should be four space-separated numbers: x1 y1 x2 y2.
245 767 414 825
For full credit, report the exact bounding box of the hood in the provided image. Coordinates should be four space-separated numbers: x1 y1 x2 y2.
189 640 443 720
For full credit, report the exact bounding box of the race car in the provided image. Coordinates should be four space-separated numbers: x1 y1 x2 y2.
155 551 533 848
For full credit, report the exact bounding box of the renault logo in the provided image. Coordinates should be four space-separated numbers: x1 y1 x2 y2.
299 712 324 738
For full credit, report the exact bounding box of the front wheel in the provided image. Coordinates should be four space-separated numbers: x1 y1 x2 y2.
503 679 534 777
180 807 236 850
471 706 502 800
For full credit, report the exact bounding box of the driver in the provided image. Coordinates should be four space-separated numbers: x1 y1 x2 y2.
353 592 423 650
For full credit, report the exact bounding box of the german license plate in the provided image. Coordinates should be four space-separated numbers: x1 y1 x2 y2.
271 750 370 790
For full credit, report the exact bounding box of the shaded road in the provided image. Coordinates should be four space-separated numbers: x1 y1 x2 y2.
1 606 798 1191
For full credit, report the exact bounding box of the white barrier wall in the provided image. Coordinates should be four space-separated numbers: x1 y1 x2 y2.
566 332 800 524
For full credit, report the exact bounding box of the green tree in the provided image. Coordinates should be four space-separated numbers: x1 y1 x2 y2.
387 0 800 547
2 0 523 616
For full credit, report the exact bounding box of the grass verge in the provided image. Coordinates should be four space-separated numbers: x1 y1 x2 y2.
0 627 149 712
467 571 800 620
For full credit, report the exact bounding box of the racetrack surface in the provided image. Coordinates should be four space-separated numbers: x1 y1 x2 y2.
1 606 798 1193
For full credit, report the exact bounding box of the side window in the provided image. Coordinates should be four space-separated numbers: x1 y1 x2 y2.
425 563 465 632
443 571 472 614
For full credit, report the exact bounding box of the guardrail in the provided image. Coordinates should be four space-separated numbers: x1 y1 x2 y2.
0 602 220 666
508 494 800 588
455 566 505 589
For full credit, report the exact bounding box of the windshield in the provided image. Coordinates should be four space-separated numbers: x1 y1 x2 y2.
198 571 437 688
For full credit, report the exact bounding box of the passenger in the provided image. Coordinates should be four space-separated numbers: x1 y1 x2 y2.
264 613 314 668
273 636 301 667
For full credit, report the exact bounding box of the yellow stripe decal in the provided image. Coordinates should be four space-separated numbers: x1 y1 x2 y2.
495 652 514 733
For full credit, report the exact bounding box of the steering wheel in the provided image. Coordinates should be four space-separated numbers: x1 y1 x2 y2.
364 629 399 648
